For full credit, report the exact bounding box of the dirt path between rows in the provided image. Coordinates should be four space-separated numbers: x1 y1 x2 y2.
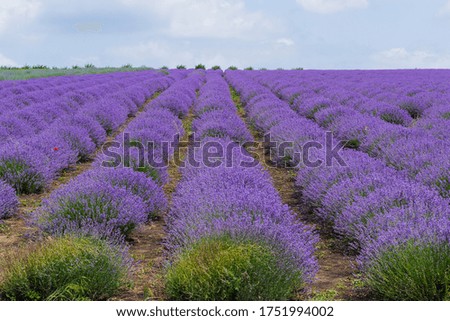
229 86 369 301
114 107 195 301
0 92 161 267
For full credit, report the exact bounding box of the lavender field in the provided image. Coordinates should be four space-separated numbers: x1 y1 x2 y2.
0 68 449 301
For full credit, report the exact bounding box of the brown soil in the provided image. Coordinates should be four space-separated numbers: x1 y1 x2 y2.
231 87 370 301
0 93 160 276
0 82 373 301
254 160 365 300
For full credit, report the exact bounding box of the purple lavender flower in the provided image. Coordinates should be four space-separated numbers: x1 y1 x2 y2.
33 179 148 237
335 180 447 246
127 107 184 139
358 212 450 270
269 117 324 165
0 142 55 194
360 102 413 126
85 99 129 135
167 160 319 285
125 107 184 155
314 105 356 128
416 117 450 141
193 110 253 143
415 154 450 198
46 124 96 162
77 168 167 219
0 115 32 141
423 104 450 120
398 96 429 118
60 113 107 147
296 149 398 207
27 131 79 174
293 96 338 119
148 73 204 117
0 180 18 219
167 212 318 285
317 173 392 224
94 147 169 185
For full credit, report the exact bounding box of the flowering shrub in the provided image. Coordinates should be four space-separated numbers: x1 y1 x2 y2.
166 234 304 300
33 179 148 238
226 69 450 300
166 74 318 300
0 235 132 300
0 180 18 219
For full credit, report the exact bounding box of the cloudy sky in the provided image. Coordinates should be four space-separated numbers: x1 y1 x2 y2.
1 0 450 69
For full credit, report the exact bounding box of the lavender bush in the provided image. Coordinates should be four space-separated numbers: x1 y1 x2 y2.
0 142 54 194
77 168 167 219
0 235 133 300
226 69 450 300
166 73 318 300
33 179 148 238
0 180 18 219
0 70 173 197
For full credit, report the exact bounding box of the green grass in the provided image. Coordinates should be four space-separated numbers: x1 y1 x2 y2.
122 156 163 184
380 113 405 125
365 241 450 300
45 191 139 236
310 289 338 301
344 139 361 149
399 102 422 119
435 176 450 198
166 234 303 301
0 159 45 194
0 235 132 300
0 66 151 80
0 222 10 234
229 87 245 115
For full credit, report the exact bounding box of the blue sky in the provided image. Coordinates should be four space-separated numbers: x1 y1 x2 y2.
1 0 450 69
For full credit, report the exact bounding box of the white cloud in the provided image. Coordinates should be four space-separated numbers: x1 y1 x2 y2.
111 41 194 66
276 38 295 46
69 56 101 67
0 0 41 33
438 1 450 15
296 0 368 14
373 47 450 68
121 0 274 39
0 53 17 66
111 40 238 68
109 40 277 69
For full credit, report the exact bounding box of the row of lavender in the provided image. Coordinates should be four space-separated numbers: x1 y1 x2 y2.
0 73 105 113
261 70 450 131
251 70 450 199
263 70 450 143
225 70 450 300
0 70 178 114
165 71 318 300
266 70 450 129
0 71 175 144
0 71 174 220
33 71 204 240
273 70 449 135
0 71 203 300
